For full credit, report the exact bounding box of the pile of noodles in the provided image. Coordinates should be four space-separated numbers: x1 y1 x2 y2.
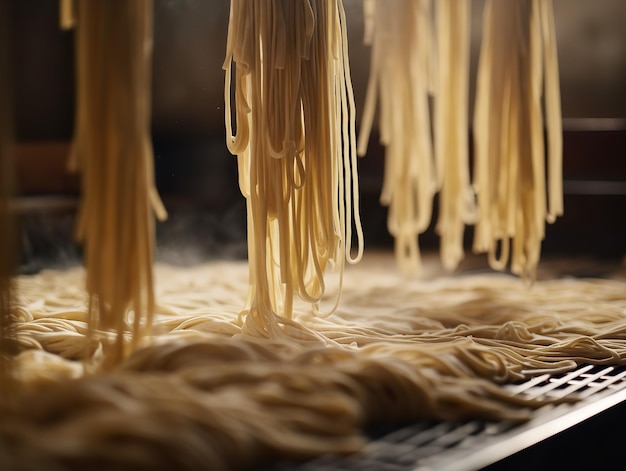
2 256 626 469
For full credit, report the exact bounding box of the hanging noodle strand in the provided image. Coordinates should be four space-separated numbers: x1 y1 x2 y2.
472 0 563 281
434 0 476 271
68 0 167 367
223 0 364 339
358 0 436 275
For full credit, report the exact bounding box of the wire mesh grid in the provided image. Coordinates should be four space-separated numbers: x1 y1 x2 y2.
265 364 626 471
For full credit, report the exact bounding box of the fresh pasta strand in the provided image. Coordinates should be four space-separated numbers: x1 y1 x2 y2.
69 0 167 368
540 0 563 223
472 0 563 281
434 0 476 271
223 0 364 339
358 0 436 275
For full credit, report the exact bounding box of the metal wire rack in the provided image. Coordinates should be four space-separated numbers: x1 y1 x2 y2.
265 364 626 471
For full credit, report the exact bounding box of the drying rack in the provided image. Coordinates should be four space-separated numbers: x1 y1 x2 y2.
264 364 626 470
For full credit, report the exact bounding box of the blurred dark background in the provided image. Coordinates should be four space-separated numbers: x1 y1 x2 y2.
6 0 626 271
